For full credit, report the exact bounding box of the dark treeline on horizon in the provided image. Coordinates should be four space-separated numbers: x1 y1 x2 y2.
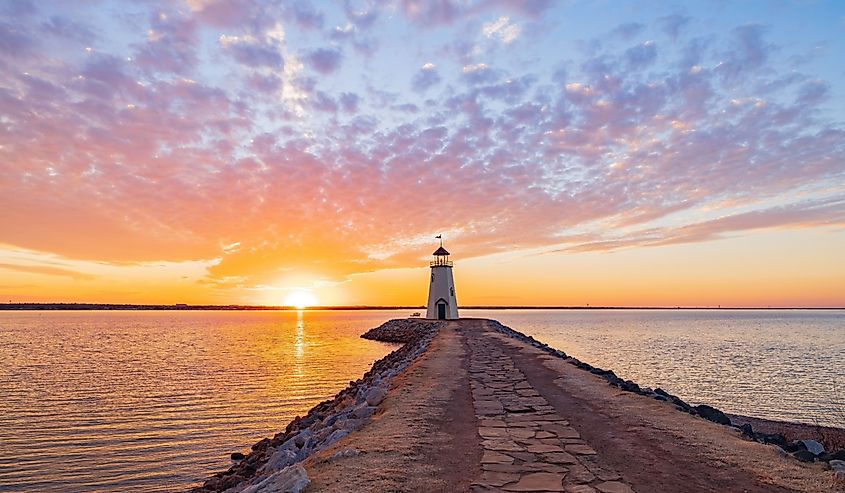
0 303 841 311
0 303 420 311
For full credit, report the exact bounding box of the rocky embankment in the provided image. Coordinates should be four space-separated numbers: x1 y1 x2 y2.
359 317 439 342
191 319 441 493
487 319 845 478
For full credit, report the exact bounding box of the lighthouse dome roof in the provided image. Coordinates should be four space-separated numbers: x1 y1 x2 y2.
433 246 450 256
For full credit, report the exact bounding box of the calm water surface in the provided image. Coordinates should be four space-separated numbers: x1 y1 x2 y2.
1 309 843 492
469 309 845 427
0 310 397 492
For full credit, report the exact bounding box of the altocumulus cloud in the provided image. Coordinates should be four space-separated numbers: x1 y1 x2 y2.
482 16 521 44
0 0 842 289
306 47 343 74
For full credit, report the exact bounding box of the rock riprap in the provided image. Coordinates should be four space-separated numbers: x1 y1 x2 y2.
360 317 438 343
191 319 441 492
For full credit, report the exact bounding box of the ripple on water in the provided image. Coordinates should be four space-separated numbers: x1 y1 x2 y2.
0 310 398 492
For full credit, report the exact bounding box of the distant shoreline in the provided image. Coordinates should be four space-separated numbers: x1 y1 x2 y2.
0 303 842 311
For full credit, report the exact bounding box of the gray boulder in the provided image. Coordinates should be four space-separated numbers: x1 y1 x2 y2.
694 404 731 425
323 429 349 448
242 464 310 493
831 460 845 482
278 436 299 452
365 387 388 406
330 448 361 460
351 404 376 420
262 448 296 473
335 417 366 432
293 429 311 447
793 450 817 462
799 439 825 456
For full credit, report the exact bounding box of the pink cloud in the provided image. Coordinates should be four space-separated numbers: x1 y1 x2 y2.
562 199 845 254
188 0 266 29
399 0 553 26
220 37 284 68
0 2 842 294
306 47 343 74
412 66 441 92
289 1 324 30
133 11 198 75
0 20 36 58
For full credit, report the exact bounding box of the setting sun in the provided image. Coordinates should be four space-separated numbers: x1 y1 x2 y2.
284 290 318 309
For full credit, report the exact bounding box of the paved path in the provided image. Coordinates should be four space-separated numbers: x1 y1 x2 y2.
466 322 633 493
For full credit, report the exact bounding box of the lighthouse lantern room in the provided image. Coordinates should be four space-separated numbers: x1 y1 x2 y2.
426 240 459 320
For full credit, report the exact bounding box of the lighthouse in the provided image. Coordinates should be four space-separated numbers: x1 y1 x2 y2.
426 240 459 320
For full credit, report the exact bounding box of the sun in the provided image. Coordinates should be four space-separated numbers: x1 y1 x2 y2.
284 290 318 309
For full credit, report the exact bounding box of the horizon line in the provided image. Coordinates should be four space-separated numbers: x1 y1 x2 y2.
1 303 843 311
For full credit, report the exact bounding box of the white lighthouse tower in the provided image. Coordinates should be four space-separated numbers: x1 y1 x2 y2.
426 239 459 320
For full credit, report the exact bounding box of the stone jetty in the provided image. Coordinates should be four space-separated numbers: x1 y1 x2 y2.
194 319 845 492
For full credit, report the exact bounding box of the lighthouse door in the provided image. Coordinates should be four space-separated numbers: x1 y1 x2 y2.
437 302 446 320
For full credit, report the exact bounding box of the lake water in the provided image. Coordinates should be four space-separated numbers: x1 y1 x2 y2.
0 309 843 492
0 310 397 492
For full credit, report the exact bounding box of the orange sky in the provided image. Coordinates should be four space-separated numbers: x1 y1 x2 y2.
2 2 845 308
1 228 843 307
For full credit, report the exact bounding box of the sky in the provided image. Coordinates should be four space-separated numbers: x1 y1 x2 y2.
1 0 844 307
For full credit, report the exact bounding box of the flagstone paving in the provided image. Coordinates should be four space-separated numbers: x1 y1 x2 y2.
466 327 635 493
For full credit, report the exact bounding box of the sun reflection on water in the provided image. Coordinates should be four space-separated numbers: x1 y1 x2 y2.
293 310 305 377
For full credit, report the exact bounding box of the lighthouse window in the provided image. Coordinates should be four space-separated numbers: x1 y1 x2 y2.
431 272 434 282
450 286 454 296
